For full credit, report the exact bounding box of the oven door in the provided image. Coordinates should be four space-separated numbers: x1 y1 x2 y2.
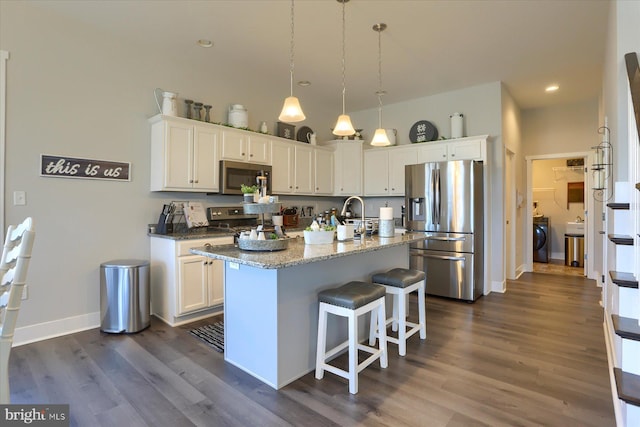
219 160 272 195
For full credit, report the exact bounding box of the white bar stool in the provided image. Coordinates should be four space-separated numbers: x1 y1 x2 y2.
315 281 388 394
370 268 426 356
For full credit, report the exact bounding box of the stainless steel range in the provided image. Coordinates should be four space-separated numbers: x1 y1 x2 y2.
206 206 259 234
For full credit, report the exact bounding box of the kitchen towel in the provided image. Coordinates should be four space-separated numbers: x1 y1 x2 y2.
380 207 394 220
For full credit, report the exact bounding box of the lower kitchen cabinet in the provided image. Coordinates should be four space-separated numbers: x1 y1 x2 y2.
150 235 233 326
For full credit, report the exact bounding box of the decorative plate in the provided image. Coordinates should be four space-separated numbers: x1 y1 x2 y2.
409 120 438 143
296 126 313 143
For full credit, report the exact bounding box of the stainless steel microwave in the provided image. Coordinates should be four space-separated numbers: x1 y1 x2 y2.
219 160 272 195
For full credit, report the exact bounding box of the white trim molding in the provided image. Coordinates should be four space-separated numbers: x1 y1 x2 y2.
12 311 101 347
0 50 8 241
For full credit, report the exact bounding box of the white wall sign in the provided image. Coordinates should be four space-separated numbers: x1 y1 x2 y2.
40 154 131 181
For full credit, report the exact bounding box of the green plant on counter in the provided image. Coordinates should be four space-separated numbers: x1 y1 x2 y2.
241 184 259 194
305 225 336 232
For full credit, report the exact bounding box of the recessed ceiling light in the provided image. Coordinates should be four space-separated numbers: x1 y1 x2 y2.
545 84 559 92
197 39 213 48
298 80 311 87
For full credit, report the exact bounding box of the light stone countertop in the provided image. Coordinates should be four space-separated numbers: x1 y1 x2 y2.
190 232 426 269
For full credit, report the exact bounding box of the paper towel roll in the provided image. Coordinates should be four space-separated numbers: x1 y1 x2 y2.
380 207 394 220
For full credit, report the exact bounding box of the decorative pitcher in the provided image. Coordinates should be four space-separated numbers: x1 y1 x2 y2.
154 88 178 116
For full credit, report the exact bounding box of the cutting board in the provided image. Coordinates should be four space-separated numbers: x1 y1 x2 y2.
183 202 209 228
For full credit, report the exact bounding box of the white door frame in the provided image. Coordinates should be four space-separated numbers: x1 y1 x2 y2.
0 50 8 241
525 151 595 278
505 148 516 280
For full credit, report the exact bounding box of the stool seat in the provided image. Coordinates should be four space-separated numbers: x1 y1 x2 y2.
318 281 386 309
371 268 425 288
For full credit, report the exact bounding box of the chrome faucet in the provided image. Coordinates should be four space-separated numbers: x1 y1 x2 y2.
341 196 365 236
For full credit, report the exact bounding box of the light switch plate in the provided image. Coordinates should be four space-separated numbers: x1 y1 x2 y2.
13 191 26 206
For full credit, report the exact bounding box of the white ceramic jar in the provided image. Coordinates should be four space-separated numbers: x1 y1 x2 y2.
228 104 248 128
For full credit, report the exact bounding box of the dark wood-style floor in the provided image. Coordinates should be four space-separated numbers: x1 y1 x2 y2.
8 272 615 426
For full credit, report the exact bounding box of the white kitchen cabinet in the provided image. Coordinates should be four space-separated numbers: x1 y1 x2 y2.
271 140 314 194
150 235 233 326
363 146 417 196
417 136 487 163
314 147 334 195
363 149 390 196
321 140 363 196
388 147 418 195
271 140 295 193
150 115 219 192
220 128 271 164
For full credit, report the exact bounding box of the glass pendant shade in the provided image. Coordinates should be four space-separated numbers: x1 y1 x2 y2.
279 96 305 122
333 114 356 136
371 128 391 146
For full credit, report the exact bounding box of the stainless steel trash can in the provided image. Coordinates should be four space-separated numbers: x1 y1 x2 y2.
564 234 584 267
100 259 150 333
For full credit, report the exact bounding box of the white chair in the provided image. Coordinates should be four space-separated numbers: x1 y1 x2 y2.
0 217 35 404
370 268 426 356
315 281 388 394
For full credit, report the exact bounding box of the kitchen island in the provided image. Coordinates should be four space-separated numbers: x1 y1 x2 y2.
190 232 424 389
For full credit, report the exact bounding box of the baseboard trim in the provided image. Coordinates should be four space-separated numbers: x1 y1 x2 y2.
515 264 526 279
491 280 506 293
13 312 100 347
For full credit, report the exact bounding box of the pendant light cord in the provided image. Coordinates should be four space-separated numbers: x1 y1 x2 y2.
341 0 347 115
289 0 295 96
377 25 383 128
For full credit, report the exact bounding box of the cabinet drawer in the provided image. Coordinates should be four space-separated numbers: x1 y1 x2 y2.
177 236 233 256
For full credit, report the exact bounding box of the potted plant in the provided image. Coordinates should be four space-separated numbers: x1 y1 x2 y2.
303 224 336 245
241 184 259 203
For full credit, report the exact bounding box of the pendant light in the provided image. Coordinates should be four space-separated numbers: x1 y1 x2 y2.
370 23 391 146
278 0 306 123
333 0 355 136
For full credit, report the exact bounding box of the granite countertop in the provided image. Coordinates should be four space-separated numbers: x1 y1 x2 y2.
148 225 308 240
189 232 425 269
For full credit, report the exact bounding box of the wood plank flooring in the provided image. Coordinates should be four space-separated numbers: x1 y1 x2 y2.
7 272 615 426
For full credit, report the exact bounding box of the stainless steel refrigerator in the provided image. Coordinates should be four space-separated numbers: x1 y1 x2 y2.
405 160 483 301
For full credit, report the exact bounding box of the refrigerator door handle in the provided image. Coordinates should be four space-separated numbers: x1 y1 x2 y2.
425 236 465 242
420 253 466 262
435 168 441 224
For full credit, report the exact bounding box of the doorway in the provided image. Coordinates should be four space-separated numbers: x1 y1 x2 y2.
525 152 595 278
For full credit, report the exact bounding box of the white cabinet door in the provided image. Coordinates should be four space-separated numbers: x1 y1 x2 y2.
417 143 448 163
220 129 248 161
314 148 334 194
271 140 295 193
207 259 224 306
364 150 390 195
177 255 208 315
388 147 418 195
193 125 219 191
248 134 271 164
334 142 362 195
163 120 194 189
448 140 483 160
294 145 314 193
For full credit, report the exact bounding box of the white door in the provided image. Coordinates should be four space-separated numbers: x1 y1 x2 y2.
193 125 219 191
164 121 193 189
364 150 389 195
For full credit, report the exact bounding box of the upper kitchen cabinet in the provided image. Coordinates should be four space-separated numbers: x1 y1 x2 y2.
314 146 334 195
220 128 271 164
364 146 418 196
321 140 363 196
150 115 219 192
271 140 314 194
417 135 487 163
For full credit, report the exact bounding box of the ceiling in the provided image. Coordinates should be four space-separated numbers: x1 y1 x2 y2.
33 0 610 111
